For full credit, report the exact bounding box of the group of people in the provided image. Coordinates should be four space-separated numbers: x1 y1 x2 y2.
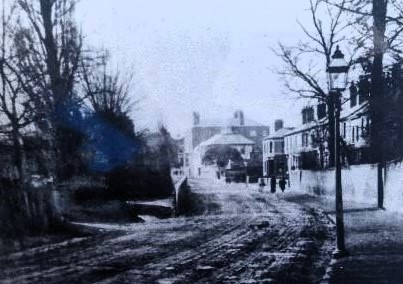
259 176 287 193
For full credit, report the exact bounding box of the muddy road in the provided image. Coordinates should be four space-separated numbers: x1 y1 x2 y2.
0 179 334 284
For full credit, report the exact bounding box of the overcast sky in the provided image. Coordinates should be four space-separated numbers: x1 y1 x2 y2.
76 0 314 137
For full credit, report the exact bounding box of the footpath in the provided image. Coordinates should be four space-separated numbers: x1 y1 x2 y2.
293 194 403 284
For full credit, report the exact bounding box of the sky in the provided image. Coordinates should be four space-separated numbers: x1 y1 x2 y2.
75 0 314 138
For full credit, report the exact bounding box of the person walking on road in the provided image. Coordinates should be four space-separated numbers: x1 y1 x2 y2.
259 178 265 193
270 176 276 193
279 176 286 193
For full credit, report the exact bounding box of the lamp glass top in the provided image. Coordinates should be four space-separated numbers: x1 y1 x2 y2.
328 45 349 91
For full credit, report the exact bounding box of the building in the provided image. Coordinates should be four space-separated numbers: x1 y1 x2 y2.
285 102 369 172
193 130 255 178
264 81 370 176
184 110 270 178
262 120 294 177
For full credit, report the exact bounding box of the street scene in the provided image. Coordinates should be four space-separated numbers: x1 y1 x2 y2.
1 0 403 283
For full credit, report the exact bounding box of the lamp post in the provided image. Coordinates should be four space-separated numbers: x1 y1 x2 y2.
327 45 349 258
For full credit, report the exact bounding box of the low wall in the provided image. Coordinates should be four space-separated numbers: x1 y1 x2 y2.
384 161 403 212
290 162 403 212
290 164 378 206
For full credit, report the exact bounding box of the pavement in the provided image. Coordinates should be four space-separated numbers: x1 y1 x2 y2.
284 191 403 284
324 204 403 284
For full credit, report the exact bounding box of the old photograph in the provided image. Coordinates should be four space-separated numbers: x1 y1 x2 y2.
0 0 403 283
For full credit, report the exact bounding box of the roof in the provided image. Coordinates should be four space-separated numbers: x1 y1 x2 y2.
264 127 295 140
340 101 369 121
283 121 319 137
198 133 255 148
281 101 369 138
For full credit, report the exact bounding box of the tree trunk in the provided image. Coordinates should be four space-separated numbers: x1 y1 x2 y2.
11 126 27 189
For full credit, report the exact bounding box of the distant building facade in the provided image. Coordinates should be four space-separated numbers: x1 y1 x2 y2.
262 120 294 177
184 110 270 177
263 82 371 176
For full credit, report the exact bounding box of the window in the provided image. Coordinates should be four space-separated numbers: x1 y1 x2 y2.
302 133 309 147
270 141 273 153
250 130 257 137
356 126 359 141
343 123 346 138
241 147 245 154
263 130 268 137
352 127 355 142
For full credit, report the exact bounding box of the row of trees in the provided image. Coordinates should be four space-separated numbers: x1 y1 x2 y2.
0 0 140 184
275 0 403 208
0 0 180 241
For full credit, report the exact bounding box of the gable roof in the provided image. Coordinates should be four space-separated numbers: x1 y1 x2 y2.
264 127 295 140
198 133 255 148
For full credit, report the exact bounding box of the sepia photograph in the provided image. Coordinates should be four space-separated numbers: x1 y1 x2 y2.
0 0 403 283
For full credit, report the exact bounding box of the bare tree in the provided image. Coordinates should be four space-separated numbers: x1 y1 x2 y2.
81 52 137 137
78 52 141 173
0 0 35 185
82 54 134 117
325 0 403 208
274 0 349 167
13 0 83 179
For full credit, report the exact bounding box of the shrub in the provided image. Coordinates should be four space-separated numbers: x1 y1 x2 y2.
107 165 174 200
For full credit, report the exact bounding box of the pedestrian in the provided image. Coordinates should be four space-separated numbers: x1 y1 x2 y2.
279 176 286 193
259 178 265 192
270 176 276 193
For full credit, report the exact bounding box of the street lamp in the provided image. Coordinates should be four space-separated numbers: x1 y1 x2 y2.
327 45 349 258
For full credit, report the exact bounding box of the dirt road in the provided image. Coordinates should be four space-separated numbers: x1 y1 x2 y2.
0 179 334 284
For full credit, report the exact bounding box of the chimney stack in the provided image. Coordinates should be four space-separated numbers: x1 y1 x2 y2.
274 119 284 132
234 110 244 126
193 112 200 126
